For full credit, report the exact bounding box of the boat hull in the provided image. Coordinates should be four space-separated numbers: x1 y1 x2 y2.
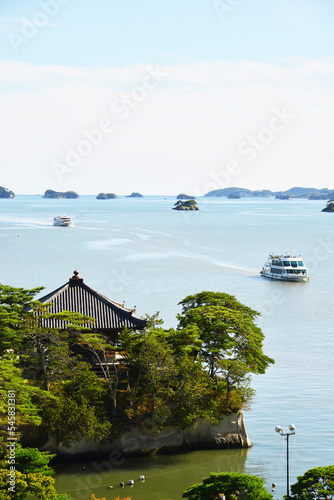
260 272 308 282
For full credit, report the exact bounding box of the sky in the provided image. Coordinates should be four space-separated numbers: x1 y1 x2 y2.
1 0 334 195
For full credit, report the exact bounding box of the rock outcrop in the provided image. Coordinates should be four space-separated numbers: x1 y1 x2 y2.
39 413 251 461
0 186 15 198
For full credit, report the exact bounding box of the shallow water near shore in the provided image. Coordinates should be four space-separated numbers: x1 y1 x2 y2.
1 195 334 499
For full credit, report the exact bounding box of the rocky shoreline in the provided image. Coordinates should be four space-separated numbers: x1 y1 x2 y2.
34 412 251 462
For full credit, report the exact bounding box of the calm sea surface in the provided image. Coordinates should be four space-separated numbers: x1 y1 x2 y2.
1 195 333 500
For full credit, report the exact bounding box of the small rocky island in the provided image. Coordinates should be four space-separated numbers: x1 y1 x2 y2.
0 186 15 198
43 190 79 199
96 193 117 200
322 200 334 212
177 193 196 200
173 199 199 211
126 192 144 198
276 194 291 200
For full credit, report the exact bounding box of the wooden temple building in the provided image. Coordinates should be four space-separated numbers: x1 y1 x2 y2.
30 270 147 374
35 270 146 338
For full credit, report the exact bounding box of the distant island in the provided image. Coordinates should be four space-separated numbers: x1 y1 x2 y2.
322 200 334 212
177 193 196 200
126 192 143 198
0 186 15 198
228 194 241 199
96 193 117 200
204 186 334 200
173 199 199 211
43 190 79 199
276 194 291 200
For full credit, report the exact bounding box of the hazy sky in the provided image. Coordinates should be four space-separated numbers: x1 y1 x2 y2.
1 0 334 195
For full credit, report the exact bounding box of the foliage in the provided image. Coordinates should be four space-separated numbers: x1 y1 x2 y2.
182 471 274 500
0 283 111 447
120 327 216 431
20 302 95 391
0 283 44 354
57 495 74 500
75 332 120 413
0 468 57 499
0 443 55 475
40 364 112 446
0 358 47 450
177 292 274 412
290 465 334 499
178 291 274 375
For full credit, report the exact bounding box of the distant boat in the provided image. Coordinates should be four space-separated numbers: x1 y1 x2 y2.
260 252 308 282
53 215 73 227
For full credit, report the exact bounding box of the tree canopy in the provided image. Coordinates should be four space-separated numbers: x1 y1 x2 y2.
0 469 58 500
182 471 274 500
290 465 334 499
177 292 274 412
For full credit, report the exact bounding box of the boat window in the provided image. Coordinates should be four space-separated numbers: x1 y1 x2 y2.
298 261 304 266
283 261 290 267
291 261 297 267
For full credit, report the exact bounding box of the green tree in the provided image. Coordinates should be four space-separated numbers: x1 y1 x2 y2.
120 327 215 430
290 465 334 499
0 283 44 354
75 332 121 414
20 303 95 391
39 362 112 446
182 471 273 500
0 358 46 451
177 292 274 412
0 444 55 475
0 468 58 500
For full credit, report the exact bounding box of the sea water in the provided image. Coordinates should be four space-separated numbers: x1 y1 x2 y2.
1 195 333 499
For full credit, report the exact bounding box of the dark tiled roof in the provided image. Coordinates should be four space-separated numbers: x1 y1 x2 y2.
34 271 146 332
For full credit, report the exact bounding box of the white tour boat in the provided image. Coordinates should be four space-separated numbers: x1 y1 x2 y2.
260 252 308 282
53 215 73 227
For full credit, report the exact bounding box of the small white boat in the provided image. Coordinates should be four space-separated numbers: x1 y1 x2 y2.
53 215 73 227
260 252 308 282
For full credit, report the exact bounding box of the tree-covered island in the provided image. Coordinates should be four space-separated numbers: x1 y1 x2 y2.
0 285 274 497
322 200 334 212
96 193 117 199
173 199 199 210
43 190 79 199
0 285 273 451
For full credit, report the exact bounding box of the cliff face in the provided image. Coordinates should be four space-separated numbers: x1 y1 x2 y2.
40 413 251 461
